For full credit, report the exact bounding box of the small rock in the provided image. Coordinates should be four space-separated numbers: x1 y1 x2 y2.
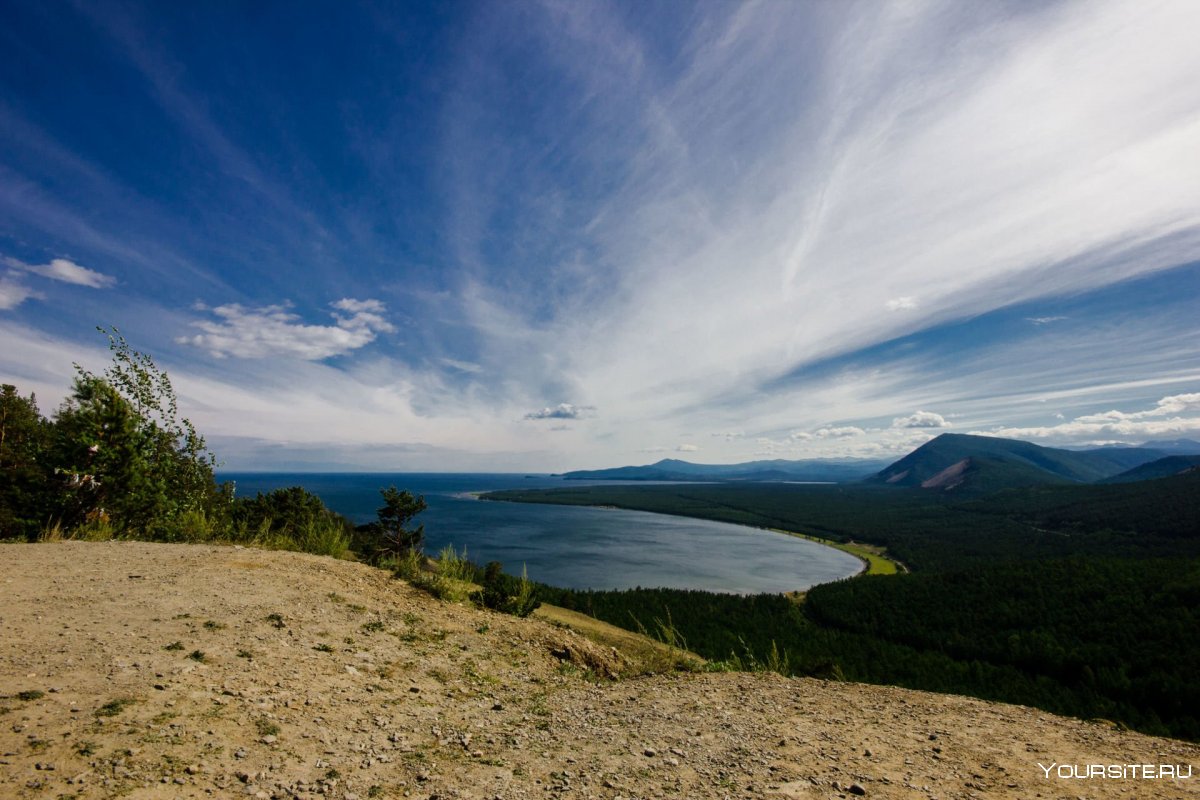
34 762 55 771
186 764 201 775
491 702 504 711
642 747 656 757
848 784 866 796
234 748 248 759
261 735 277 745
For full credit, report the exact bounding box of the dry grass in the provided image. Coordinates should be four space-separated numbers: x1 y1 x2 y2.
534 604 703 675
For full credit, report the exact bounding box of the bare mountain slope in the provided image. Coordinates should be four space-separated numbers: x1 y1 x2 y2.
1 542 1195 799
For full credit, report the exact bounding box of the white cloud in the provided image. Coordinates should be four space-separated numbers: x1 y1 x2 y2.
178 299 395 360
28 257 115 288
892 410 949 429
1150 393 1200 415
524 403 594 420
1073 393 1200 423
4 256 116 289
1028 316 1068 325
675 444 699 452
885 296 917 312
813 426 866 439
0 275 41 310
977 393 1200 443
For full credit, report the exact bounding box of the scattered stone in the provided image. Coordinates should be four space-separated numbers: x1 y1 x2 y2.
848 784 866 796
642 747 657 757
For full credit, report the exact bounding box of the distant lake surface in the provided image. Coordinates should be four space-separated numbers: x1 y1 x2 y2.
217 472 863 593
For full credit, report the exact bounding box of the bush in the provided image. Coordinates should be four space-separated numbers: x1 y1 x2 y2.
480 561 540 617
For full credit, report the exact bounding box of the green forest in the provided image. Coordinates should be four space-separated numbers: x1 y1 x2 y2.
489 480 1200 741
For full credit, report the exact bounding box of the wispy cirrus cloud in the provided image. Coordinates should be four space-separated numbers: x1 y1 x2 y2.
177 299 395 360
438 0 1200 465
2 2 1199 469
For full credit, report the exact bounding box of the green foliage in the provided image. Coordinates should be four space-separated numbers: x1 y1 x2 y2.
0 328 237 539
479 561 540 617
50 328 223 533
398 545 476 604
231 488 354 557
0 385 53 539
367 486 427 561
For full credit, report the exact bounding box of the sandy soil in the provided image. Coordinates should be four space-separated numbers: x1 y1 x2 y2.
1 541 1196 799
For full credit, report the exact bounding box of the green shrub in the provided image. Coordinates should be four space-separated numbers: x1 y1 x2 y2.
479 561 540 617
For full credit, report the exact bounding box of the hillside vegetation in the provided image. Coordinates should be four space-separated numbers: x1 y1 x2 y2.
487 473 1200 741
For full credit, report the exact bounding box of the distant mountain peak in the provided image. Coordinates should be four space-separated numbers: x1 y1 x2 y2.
869 433 1173 493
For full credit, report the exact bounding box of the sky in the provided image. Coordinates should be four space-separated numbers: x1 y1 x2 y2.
1 0 1199 472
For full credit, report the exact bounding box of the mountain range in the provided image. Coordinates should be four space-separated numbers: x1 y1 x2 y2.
566 436 1200 493
562 456 891 483
868 433 1200 492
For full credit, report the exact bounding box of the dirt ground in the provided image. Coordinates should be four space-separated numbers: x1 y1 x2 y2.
1 541 1196 799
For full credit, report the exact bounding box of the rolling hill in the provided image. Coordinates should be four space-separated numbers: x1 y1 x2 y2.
868 432 1171 492
1100 454 1200 483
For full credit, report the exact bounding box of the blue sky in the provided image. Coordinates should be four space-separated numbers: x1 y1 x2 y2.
2 0 1199 471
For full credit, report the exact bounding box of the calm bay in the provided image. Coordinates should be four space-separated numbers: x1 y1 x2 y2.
218 472 863 593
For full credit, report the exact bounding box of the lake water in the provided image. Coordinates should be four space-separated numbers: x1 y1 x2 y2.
217 472 863 593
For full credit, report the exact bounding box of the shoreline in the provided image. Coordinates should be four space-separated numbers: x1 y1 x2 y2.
481 492 882 591
768 527 906 576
